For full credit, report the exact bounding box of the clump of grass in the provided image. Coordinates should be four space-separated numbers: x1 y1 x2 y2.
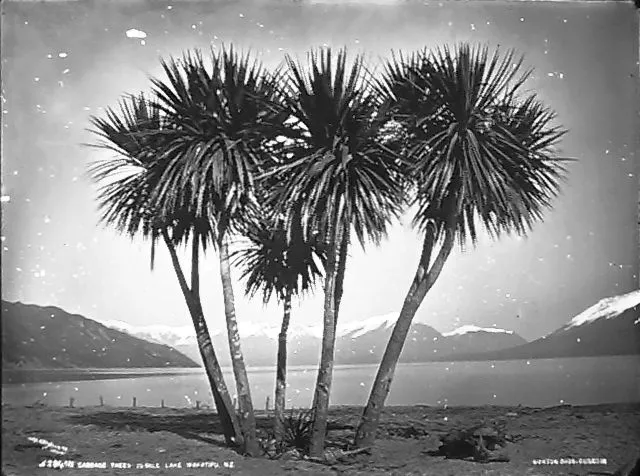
281 407 315 452
260 408 317 458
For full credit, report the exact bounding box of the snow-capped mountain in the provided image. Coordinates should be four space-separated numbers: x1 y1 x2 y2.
102 311 525 366
447 290 640 361
442 325 515 337
561 289 640 330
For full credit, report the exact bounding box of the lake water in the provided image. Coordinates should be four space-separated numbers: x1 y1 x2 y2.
2 356 639 409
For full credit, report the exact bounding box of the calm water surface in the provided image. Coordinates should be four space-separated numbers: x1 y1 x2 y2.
2 356 639 408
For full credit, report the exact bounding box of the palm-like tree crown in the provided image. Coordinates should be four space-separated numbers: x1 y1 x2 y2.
88 94 169 250
381 44 569 245
263 47 406 248
232 211 326 305
148 46 284 247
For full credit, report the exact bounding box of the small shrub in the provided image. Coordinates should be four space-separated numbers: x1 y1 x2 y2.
281 408 315 452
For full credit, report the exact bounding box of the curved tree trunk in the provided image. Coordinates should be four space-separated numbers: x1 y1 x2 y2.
309 224 343 458
273 289 293 442
218 235 260 457
355 223 455 448
161 230 242 447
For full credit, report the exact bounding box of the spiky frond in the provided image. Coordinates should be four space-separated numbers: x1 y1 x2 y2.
148 46 286 247
263 47 406 249
382 43 569 245
88 93 166 242
232 210 326 305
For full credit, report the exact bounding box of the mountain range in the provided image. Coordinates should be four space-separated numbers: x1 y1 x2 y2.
3 289 638 370
103 290 640 366
1 300 199 369
440 289 640 361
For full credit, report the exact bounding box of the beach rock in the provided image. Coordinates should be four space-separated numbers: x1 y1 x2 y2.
436 423 510 462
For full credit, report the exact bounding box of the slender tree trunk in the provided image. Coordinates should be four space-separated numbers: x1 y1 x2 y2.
161 230 242 447
355 222 455 448
333 232 349 332
273 289 292 442
309 224 343 458
218 235 260 457
311 231 348 412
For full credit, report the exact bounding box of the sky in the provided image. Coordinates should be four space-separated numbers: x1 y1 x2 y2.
1 0 638 342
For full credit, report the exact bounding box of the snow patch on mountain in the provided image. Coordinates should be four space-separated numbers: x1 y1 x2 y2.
102 312 403 344
341 312 398 338
100 320 199 346
563 289 640 330
442 324 514 337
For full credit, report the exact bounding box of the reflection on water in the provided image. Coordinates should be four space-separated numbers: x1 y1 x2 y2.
2 356 638 409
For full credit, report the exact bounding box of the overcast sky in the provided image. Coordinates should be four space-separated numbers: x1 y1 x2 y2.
1 0 638 341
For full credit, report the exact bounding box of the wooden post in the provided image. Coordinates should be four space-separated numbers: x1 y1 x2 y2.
266 396 270 412
69 397 75 408
132 397 136 408
196 400 200 410
161 399 165 408
99 396 104 406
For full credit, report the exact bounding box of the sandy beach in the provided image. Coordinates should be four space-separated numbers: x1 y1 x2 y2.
2 402 639 475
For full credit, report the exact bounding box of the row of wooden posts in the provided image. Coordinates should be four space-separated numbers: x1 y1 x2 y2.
68 395 272 411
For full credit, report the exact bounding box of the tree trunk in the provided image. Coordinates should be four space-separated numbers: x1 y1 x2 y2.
355 223 455 448
333 231 349 332
309 225 343 458
273 290 292 442
218 235 260 457
161 230 242 447
311 231 348 412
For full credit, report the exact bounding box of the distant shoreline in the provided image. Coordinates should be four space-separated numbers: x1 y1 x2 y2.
1 368 199 385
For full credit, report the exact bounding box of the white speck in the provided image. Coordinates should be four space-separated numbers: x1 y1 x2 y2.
140 40 146 46
447 21 453 26
520 17 524 22
443 416 448 421
547 72 555 77
486 21 491 25
560 399 565 404
44 215 51 224
167 5 172 9
563 19 567 23
239 13 244 17
359 382 365 387
126 28 147 39
526 361 531 365
576 338 581 343
58 52 68 58
566 254 572 260
34 77 40 82
490 364 495 368
1 195 10 203
493 394 497 398
628 173 634 178
62 68 70 74
470 23 476 30
559 72 564 79
47 54 52 59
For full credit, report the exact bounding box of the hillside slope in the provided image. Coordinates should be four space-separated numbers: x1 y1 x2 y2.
1 301 199 369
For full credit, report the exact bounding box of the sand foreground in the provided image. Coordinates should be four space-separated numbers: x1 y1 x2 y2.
2 403 639 475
